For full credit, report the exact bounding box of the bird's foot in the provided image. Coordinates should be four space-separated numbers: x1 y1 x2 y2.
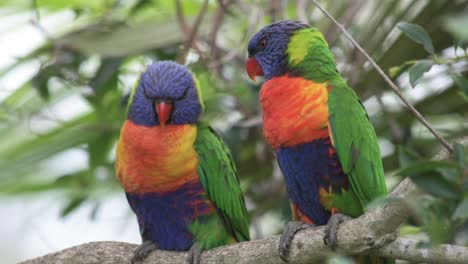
131 240 158 264
323 213 353 250
187 243 203 264
279 221 314 262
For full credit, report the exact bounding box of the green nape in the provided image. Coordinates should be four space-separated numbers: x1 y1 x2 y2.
126 74 141 115
286 27 340 83
191 73 205 109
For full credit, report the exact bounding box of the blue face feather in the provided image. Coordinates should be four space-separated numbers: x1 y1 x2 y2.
128 61 202 126
248 20 309 80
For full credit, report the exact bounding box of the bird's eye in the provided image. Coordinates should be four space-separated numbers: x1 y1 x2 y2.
175 88 189 101
259 38 267 51
143 84 152 100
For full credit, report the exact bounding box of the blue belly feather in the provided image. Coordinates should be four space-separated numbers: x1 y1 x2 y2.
126 180 212 250
276 137 349 225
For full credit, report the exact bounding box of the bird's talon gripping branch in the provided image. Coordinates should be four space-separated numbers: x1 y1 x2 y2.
279 221 315 261
323 213 353 250
131 240 158 264
187 243 203 264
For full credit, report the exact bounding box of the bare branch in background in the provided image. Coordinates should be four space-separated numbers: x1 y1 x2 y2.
20 138 468 264
268 0 286 22
310 0 454 153
176 0 210 64
325 0 365 42
175 0 190 35
209 0 234 57
207 0 234 77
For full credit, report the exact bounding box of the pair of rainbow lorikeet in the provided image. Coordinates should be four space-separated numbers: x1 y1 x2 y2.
115 20 390 263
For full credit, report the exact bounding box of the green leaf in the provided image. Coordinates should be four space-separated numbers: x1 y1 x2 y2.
454 143 465 167
426 217 454 244
397 22 435 54
397 145 421 167
57 19 194 57
399 225 423 235
453 198 468 220
445 15 468 41
454 40 468 52
452 75 468 97
395 160 459 177
395 161 460 199
408 60 433 87
37 0 113 12
411 171 458 199
61 195 86 217
88 57 122 102
389 60 416 78
32 65 55 100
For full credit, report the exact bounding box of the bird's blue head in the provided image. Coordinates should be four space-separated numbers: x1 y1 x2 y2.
246 20 309 81
127 61 203 127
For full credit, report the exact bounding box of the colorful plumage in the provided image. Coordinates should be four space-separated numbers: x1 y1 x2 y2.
116 61 249 263
247 21 391 263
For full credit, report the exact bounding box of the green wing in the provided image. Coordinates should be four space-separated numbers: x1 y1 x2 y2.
195 125 250 242
328 80 388 212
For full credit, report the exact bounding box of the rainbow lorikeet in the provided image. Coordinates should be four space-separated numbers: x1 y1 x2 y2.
246 21 391 263
116 61 250 263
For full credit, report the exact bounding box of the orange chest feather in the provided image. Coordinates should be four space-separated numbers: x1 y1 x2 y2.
259 76 330 148
115 120 199 193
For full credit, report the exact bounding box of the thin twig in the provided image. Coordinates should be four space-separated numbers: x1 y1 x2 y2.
207 0 230 78
311 0 454 152
175 0 189 34
209 1 230 58
176 0 210 64
174 0 209 65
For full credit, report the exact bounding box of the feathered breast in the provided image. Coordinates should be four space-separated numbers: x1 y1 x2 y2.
116 120 199 194
260 76 330 148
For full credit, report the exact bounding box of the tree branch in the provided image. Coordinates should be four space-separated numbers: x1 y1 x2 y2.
176 0 210 64
21 137 468 264
310 0 454 153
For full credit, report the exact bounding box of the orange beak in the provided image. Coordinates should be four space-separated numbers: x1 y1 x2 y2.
155 102 173 127
246 57 264 82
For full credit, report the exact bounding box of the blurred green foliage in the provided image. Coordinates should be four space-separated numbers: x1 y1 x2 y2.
0 0 467 248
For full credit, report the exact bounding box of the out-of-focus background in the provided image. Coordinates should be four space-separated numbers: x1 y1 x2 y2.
0 0 467 263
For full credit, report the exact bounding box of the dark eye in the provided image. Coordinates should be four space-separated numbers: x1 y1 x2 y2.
258 38 267 51
175 88 189 101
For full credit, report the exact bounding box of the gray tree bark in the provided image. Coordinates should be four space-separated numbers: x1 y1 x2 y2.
20 137 468 264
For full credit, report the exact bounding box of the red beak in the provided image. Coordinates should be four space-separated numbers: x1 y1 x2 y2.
246 57 264 82
155 102 173 127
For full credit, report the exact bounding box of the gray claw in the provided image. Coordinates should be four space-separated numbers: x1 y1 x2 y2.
279 221 314 261
187 243 203 264
323 213 352 250
131 240 158 263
